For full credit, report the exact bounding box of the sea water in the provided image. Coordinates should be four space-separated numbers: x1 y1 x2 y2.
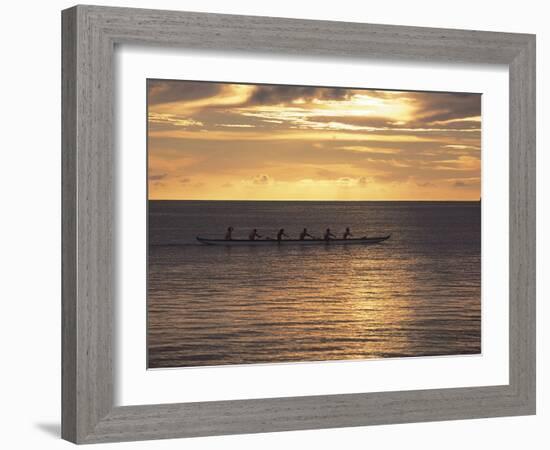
147 201 481 368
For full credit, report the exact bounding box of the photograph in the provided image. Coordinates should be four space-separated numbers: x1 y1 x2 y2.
147 79 482 369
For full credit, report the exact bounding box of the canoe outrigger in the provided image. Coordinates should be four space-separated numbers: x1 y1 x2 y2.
196 235 391 246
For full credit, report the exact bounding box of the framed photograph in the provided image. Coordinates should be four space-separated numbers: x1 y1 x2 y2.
62 5 535 444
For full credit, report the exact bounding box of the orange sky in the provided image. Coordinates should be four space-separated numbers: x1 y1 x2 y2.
147 80 481 200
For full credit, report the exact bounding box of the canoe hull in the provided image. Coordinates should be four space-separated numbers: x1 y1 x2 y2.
196 235 390 246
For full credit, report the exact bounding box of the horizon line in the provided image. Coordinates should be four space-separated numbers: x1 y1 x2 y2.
148 198 481 202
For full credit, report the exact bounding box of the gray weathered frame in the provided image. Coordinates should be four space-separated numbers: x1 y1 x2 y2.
62 5 536 444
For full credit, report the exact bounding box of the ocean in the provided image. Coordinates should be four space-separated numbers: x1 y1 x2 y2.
147 200 481 368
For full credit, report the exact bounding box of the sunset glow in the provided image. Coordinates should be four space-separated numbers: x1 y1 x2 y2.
147 80 481 200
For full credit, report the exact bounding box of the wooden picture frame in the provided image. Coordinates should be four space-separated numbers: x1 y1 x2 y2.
62 5 536 444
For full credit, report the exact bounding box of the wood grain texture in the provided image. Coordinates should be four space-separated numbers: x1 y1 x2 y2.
61 5 536 444
508 36 536 408
62 5 114 442
61 7 77 443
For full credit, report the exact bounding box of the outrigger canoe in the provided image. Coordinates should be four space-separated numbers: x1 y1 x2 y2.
197 235 390 246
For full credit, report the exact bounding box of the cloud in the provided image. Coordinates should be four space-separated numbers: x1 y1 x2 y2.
251 174 273 185
337 145 401 158
148 80 223 105
244 85 351 106
296 91 480 132
147 80 481 200
443 144 480 150
410 92 481 125
217 123 255 128
452 179 480 188
310 115 393 129
337 177 354 185
316 168 343 178
336 177 370 187
148 113 203 128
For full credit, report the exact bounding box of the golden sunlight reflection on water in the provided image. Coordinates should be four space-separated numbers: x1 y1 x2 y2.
147 201 481 368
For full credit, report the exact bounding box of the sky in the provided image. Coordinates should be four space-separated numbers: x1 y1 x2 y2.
147 79 481 201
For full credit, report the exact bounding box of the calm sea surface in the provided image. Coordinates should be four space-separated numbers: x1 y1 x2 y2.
148 200 481 368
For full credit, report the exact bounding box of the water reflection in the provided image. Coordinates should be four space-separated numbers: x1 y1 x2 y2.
147 201 481 368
